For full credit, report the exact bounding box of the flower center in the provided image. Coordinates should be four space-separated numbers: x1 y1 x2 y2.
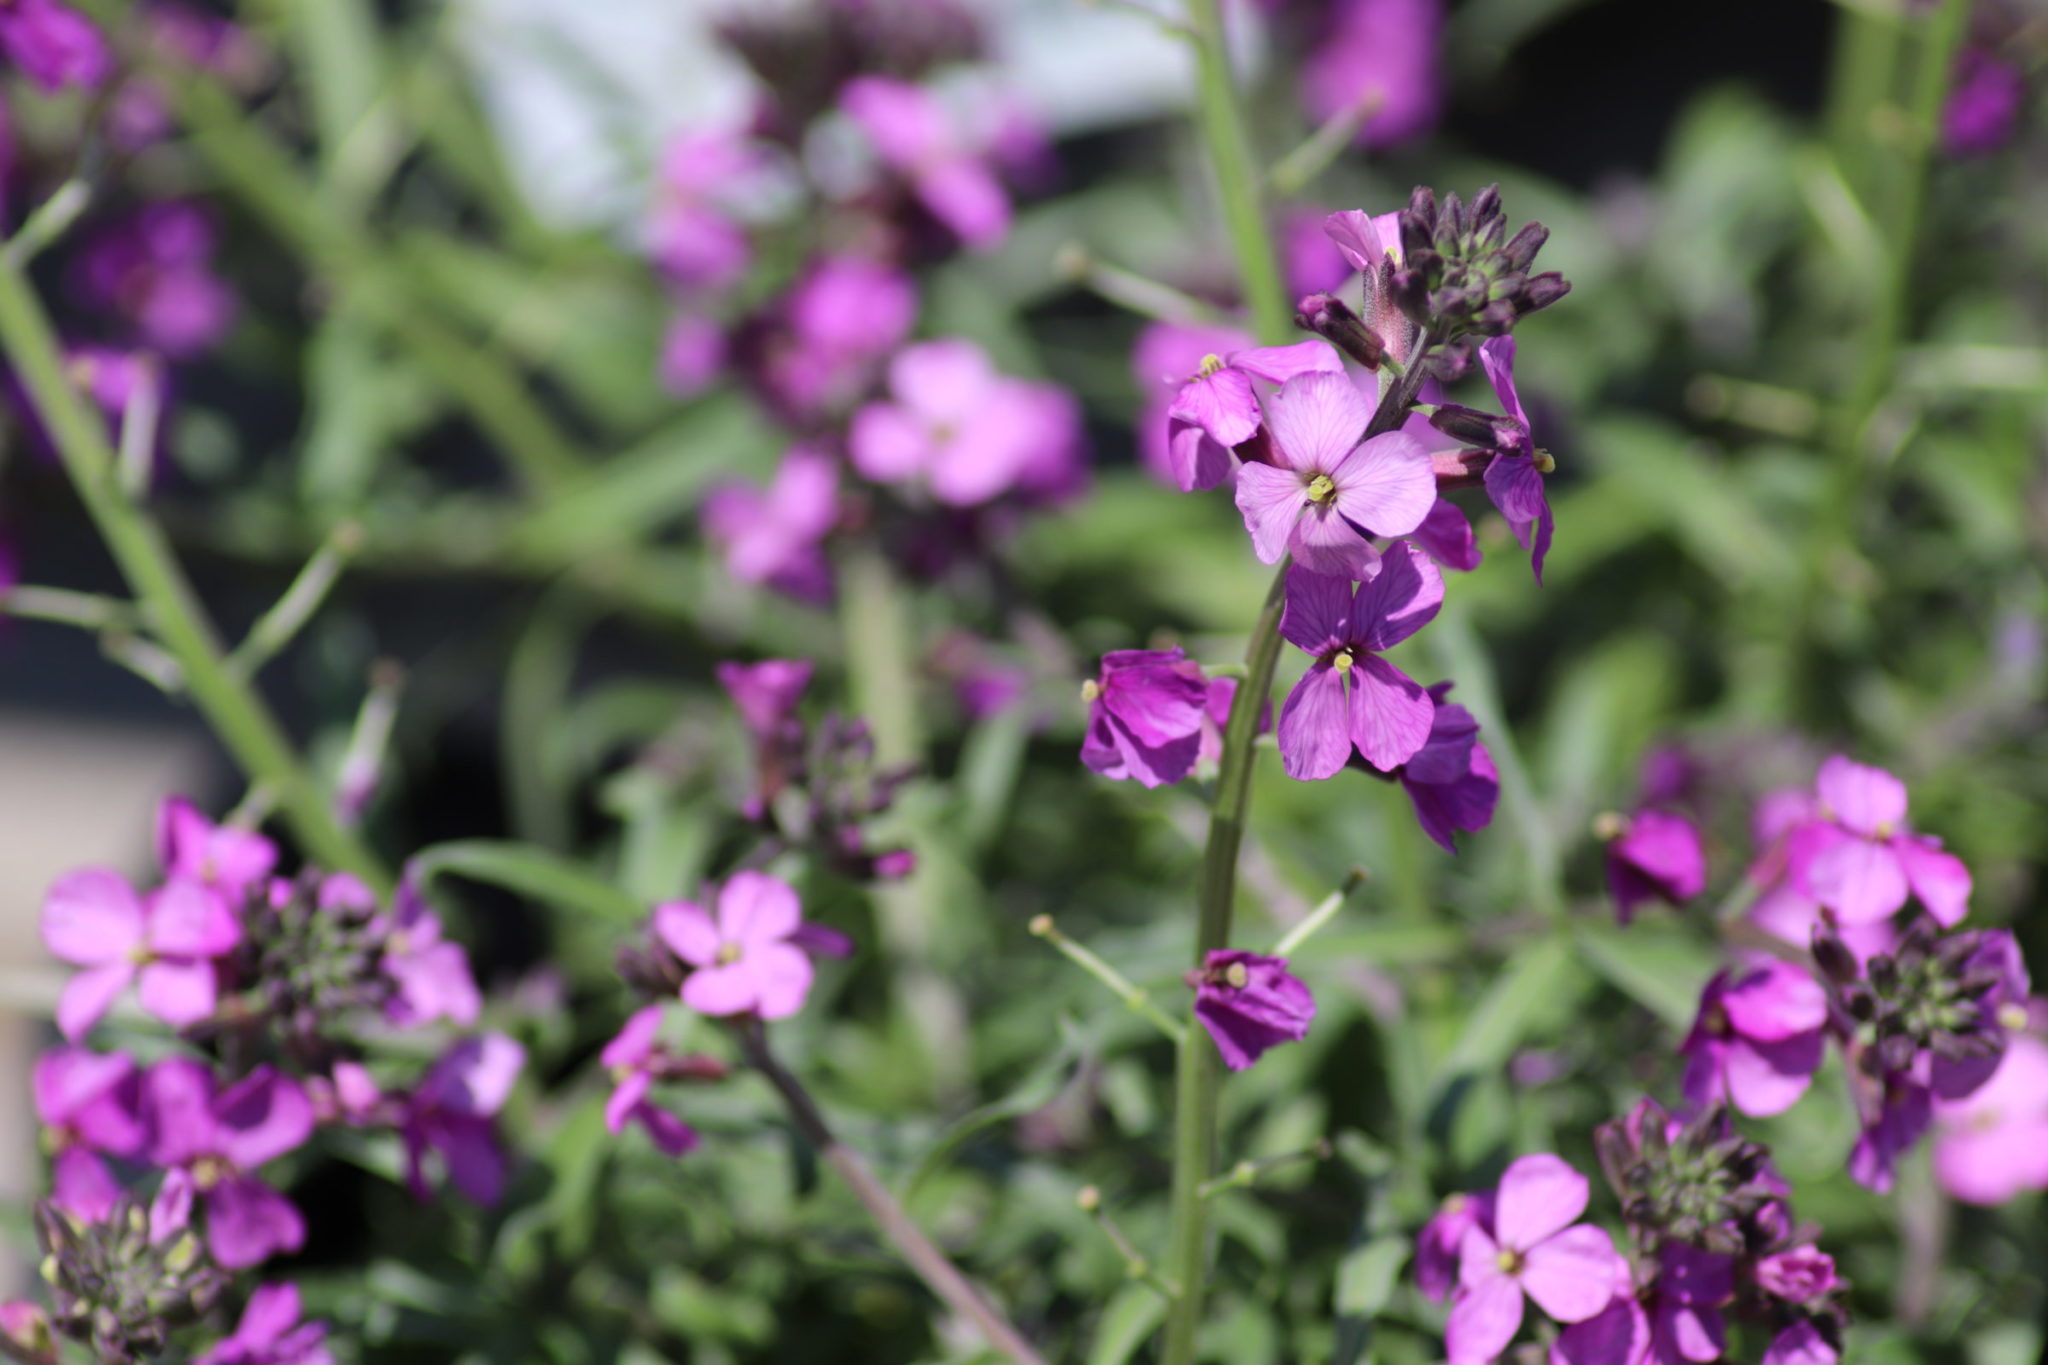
1080 679 1102 704
1332 651 1355 673
1495 1247 1525 1275
1305 473 1337 504
1195 353 1225 379
1999 1002 2029 1031
126 943 156 966
191 1154 233 1191
716 941 744 966
1223 961 1249 989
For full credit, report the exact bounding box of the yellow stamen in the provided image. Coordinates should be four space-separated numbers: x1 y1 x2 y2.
716 941 743 966
1306 473 1337 504
1196 353 1225 378
1532 448 1556 475
1224 962 1249 989
1080 679 1102 704
1332 651 1355 673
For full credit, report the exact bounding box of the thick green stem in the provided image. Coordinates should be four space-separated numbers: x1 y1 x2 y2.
1184 0 1292 345
0 255 390 891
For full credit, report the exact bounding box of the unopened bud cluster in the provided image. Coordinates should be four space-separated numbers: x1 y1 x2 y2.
36 1197 226 1365
1390 186 1567 377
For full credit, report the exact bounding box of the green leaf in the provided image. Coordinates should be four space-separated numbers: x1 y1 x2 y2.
1334 1235 1410 1317
1573 924 1714 1032
410 840 643 924
956 705 1031 852
901 1022 1086 1200
1430 935 1587 1097
1087 1283 1168 1365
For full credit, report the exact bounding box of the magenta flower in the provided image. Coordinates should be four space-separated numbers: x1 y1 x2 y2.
0 0 109 92
0 1300 53 1365
841 76 1009 249
1168 339 1343 493
1795 756 1971 926
718 658 813 739
1931 1033 2048 1205
74 203 237 358
1409 497 1483 572
1603 810 1706 924
1943 49 2025 156
1753 1246 1842 1306
1080 647 1210 789
1554 1245 1731 1365
647 128 764 291
601 1005 702 1156
1283 208 1352 298
1762 1321 1839 1365
196 1284 333 1365
157 796 277 902
34 1046 145 1221
1848 1072 1932 1194
702 446 840 604
657 871 815 1020
1300 0 1444 149
41 870 240 1039
143 1061 313 1269
1379 682 1497 852
1680 959 1828 1118
849 338 1082 506
658 314 725 398
378 880 482 1028
1416 1189 1493 1302
1189 949 1315 1071
1234 371 1435 578
1276 545 1443 780
402 1033 524 1205
753 255 917 419
1449 1154 1624 1363
1131 321 1254 489
1930 929 2030 1099
1475 337 1555 583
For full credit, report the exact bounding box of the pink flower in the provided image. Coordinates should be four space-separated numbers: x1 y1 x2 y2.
33 1045 144 1220
378 880 482 1028
1080 647 1211 789
41 869 241 1039
402 1034 524 1205
73 203 237 358
841 76 1010 249
157 797 278 902
751 255 917 420
1276 546 1443 780
1793 756 1970 926
1603 810 1705 923
1416 1189 1493 1302
701 446 840 604
195 1283 333 1365
849 338 1083 506
1447 1154 1624 1363
658 314 726 397
1762 1321 1839 1365
657 871 815 1020
1680 959 1828 1118
0 0 109 93
143 1061 314 1269
1234 369 1435 579
1301 0 1444 150
1753 1246 1841 1306
647 128 766 291
1931 1033 2048 1205
1130 321 1255 489
1189 950 1315 1070
601 1005 702 1157
1168 339 1344 493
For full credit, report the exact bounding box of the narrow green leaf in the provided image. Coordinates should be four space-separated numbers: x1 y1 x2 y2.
1431 935 1586 1094
410 840 643 924
1088 1282 1169 1365
1573 924 1714 1032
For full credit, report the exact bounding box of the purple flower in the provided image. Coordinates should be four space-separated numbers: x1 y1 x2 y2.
1762 1321 1839 1365
1931 1033 2048 1205
1927 929 2030 1098
1603 810 1706 924
1234 370 1435 578
1408 497 1483 572
1848 1072 1932 1194
73 203 237 358
1079 647 1210 789
1131 321 1255 488
1680 959 1828 1118
143 1061 313 1269
41 870 240 1039
157 797 277 902
841 75 1010 249
656 871 816 1019
1169 339 1343 493
402 1033 524 1205
1448 1153 1625 1363
1553 1245 1731 1365
34 1046 145 1221
1943 49 2025 156
1276 545 1443 780
1379 682 1497 851
1300 0 1444 149
196 1284 333 1365
0 0 109 93
1794 756 1970 926
600 1005 701 1157
702 446 840 603
849 338 1083 506
0 1300 54 1365
378 880 482 1028
749 255 918 420
718 658 813 738
1283 208 1353 298
658 314 725 397
1753 1246 1841 1306
1416 1189 1493 1302
1475 337 1555 583
647 128 764 291
1189 949 1315 1071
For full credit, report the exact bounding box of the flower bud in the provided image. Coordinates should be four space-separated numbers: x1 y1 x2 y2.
1295 293 1385 369
1428 403 1523 450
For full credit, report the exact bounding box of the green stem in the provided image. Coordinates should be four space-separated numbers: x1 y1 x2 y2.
1184 0 1292 344
1029 915 1187 1044
0 255 390 892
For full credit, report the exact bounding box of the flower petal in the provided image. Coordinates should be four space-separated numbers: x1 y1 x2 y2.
1805 836 1907 924
1233 461 1309 565
1521 1224 1623 1324
1445 1266 1524 1364
1288 499 1381 580
55 963 133 1042
1409 497 1482 571
746 942 816 1020
1492 1152 1589 1250
136 959 217 1029
145 878 240 957
1279 564 1357 655
1896 836 1971 926
847 401 930 484
1347 656 1435 771
1277 664 1354 781
1262 370 1371 475
1350 541 1444 652
717 871 802 946
1167 368 1260 447
41 868 144 966
653 901 722 967
681 962 758 1016
1815 755 1908 836
1330 430 1435 538
1723 1033 1823 1117
1228 339 1343 384
1166 418 1238 492
204 1176 306 1269
213 1067 316 1169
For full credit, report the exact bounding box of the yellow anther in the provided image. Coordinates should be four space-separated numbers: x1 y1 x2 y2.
1080 678 1102 703
1533 449 1556 475
1332 651 1355 673
1224 962 1250 989
1306 473 1337 503
1196 353 1225 378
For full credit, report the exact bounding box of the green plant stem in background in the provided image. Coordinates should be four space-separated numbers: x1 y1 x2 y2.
1184 0 1292 346
0 254 391 893
737 1022 1051 1365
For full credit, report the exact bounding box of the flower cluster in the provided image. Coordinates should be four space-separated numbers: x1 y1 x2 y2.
20 797 515 1359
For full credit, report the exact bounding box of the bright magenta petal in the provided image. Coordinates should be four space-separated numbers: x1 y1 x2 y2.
1262 370 1372 474
1492 1152 1589 1250
1277 665 1353 781
1234 461 1309 565
1520 1224 1622 1324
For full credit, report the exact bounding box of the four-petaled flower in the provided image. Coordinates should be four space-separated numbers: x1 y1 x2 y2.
41 869 241 1040
1189 949 1316 1071
1602 809 1706 924
1447 1153 1624 1363
657 872 816 1020
1680 959 1828 1118
1795 756 1971 926
1079 647 1211 789
142 1060 314 1269
1276 545 1444 780
195 1283 334 1365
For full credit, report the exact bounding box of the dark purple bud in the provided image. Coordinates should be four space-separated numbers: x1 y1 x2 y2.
1296 292 1385 369
1518 273 1571 314
1501 222 1549 273
1389 270 1432 328
1876 1031 1919 1075
1469 183 1502 230
1429 403 1522 450
1399 187 1437 258
1473 299 1519 335
1810 926 1860 985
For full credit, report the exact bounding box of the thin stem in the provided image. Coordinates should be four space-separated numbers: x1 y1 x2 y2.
0 253 390 892
1028 915 1188 1045
1195 1137 1332 1198
1054 243 1229 327
1076 1187 1180 1301
229 522 362 679
1183 0 1291 344
1270 868 1368 958
4 179 93 268
1270 91 1383 198
736 1022 1050 1365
